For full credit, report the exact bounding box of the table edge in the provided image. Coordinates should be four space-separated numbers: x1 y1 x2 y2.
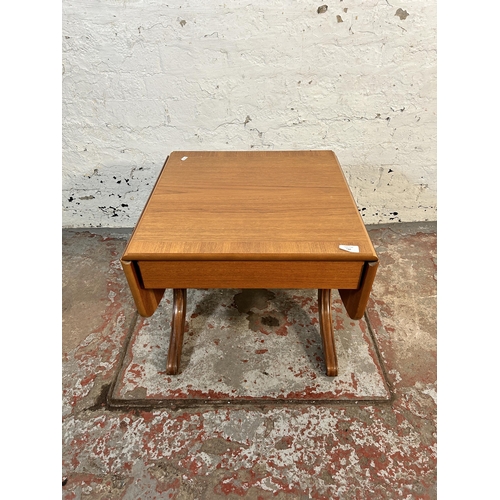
121 252 379 262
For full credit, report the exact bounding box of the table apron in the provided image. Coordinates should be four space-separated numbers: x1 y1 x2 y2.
137 260 364 289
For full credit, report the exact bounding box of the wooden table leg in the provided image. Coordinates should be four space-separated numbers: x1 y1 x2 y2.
318 289 338 377
166 288 187 375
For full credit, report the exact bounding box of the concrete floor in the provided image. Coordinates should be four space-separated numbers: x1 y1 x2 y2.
62 222 436 499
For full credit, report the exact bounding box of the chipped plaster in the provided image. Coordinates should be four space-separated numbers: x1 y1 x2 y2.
62 0 436 227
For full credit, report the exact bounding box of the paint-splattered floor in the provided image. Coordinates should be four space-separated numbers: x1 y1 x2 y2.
62 222 436 499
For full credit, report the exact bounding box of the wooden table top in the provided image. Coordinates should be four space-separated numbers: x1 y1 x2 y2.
123 150 377 262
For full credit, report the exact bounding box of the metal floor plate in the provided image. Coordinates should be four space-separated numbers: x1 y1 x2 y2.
112 288 390 405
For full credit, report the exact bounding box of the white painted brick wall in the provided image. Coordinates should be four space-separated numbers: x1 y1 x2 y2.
62 0 436 227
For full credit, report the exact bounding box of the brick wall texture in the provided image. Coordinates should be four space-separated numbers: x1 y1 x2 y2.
62 0 436 227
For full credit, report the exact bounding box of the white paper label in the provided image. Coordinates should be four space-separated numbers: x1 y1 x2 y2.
339 245 360 253
181 156 188 161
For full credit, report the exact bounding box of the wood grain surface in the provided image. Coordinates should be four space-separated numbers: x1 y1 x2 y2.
122 151 378 262
138 260 364 289
318 288 338 376
120 260 165 317
166 289 187 375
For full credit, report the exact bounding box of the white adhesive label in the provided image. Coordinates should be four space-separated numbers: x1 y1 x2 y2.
181 156 188 161
339 245 360 253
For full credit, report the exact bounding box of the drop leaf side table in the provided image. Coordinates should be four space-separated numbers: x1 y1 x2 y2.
121 151 378 376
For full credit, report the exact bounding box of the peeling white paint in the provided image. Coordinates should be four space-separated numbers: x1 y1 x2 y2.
65 406 432 496
62 0 436 227
422 384 437 404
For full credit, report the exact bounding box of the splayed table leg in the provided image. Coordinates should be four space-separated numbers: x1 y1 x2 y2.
166 289 187 375
318 288 338 377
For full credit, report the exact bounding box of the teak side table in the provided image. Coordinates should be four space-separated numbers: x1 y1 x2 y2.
121 151 378 377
